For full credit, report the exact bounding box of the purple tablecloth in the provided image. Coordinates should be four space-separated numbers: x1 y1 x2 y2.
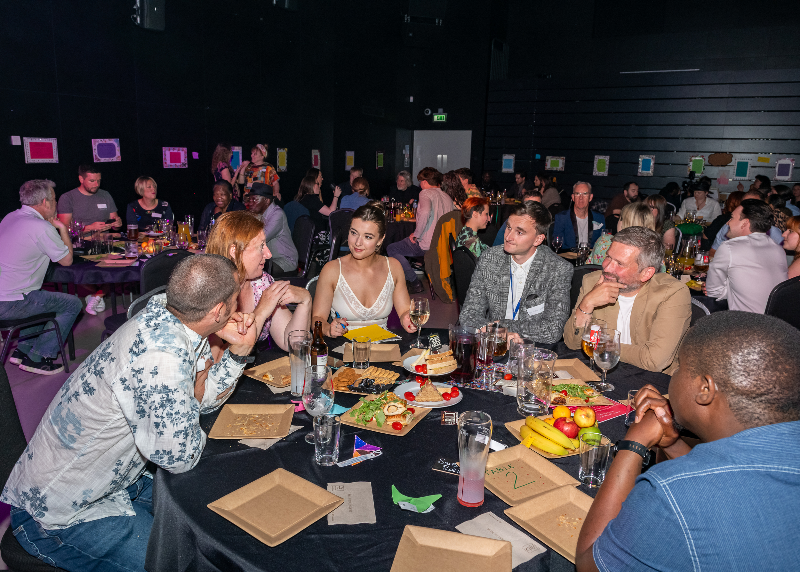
48 260 141 285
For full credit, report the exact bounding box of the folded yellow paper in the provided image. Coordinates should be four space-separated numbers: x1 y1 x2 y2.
343 324 400 343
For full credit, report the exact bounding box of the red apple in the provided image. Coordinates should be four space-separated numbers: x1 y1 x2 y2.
553 417 579 438
573 406 597 428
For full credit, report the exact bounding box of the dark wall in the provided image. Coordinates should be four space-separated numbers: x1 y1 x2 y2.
484 1 800 199
1 0 494 220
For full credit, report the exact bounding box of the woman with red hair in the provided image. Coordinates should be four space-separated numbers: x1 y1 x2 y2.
456 196 491 258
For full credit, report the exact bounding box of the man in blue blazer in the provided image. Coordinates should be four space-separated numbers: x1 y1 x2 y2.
552 181 605 248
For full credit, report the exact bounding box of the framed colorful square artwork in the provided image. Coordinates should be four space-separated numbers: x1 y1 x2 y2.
774 158 794 181
688 156 705 176
593 155 609 177
277 148 287 172
312 150 320 169
92 139 121 162
230 146 243 170
163 147 188 168
637 155 655 176
24 137 58 164
501 154 515 173
545 156 564 171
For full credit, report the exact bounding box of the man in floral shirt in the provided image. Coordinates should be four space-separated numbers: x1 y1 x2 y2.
2 254 258 572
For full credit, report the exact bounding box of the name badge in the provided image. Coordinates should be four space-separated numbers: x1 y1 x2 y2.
526 303 545 316
97 204 107 209
151 212 162 218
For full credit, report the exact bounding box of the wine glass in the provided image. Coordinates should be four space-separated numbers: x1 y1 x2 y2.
582 318 606 373
551 236 563 252
476 330 497 388
409 297 430 349
577 241 590 266
302 365 334 444
487 322 508 380
592 329 620 392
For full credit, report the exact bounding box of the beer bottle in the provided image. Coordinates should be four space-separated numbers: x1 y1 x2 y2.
310 321 328 366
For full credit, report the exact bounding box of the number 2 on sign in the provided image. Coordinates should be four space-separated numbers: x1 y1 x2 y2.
510 471 535 489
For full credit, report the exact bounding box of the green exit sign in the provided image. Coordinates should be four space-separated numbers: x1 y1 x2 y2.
433 113 447 122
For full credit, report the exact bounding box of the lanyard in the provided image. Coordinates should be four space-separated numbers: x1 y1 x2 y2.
510 266 521 320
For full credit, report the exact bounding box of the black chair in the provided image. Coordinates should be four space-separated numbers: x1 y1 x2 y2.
451 246 478 308
288 216 315 287
448 233 456 255
690 297 711 326
765 276 800 330
100 250 192 342
0 314 74 374
140 250 194 294
305 276 319 299
328 209 354 262
569 264 603 311
0 364 68 571
101 286 168 342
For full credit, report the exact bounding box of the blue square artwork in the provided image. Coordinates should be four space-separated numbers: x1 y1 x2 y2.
96 142 117 159
535 154 541 159
777 162 791 177
502 157 514 171
641 158 652 172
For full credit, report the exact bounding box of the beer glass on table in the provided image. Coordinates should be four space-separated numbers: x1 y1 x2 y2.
409 298 430 349
582 318 606 373
592 329 620 392
449 324 477 381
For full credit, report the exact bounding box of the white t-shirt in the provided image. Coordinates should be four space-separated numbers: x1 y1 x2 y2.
616 294 637 345
0 206 69 301
577 215 589 244
505 250 537 320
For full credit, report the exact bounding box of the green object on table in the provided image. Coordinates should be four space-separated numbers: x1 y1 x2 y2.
81 254 106 262
676 222 703 236
391 485 441 513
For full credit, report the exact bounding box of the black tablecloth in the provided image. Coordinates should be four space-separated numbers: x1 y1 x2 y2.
48 260 141 285
384 221 416 245
145 329 669 572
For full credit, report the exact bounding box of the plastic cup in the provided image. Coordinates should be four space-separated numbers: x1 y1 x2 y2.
352 336 371 370
624 389 638 427
578 433 612 488
313 414 341 466
287 330 312 397
457 411 492 507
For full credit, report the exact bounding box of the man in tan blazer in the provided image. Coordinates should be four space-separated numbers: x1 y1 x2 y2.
563 227 691 374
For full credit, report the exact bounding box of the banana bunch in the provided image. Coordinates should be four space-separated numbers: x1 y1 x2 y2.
519 417 580 456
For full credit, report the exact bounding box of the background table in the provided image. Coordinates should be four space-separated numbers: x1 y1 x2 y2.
46 259 142 314
384 220 416 245
145 329 669 572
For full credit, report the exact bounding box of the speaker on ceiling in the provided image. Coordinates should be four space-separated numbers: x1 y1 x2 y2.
132 0 165 31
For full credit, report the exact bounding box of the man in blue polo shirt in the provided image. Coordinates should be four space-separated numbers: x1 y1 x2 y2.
575 311 800 571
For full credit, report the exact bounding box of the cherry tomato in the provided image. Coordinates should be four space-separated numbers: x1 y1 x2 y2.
391 421 403 431
449 387 459 398
415 364 427 374
407 407 415 414
504 373 513 380
404 391 416 401
561 390 568 396
416 375 426 384
442 392 452 401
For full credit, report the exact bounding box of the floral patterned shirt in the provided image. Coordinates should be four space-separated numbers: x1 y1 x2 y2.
0 294 245 529
251 271 276 341
456 226 489 259
245 162 280 191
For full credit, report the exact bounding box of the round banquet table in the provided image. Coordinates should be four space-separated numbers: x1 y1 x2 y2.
384 220 416 245
145 329 670 572
47 258 142 315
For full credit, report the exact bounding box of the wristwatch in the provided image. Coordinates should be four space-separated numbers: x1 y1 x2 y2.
614 440 649 459
228 352 255 365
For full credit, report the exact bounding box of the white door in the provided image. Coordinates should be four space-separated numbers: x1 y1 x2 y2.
412 130 472 176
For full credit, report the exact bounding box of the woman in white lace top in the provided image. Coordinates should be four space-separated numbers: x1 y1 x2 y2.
312 203 417 336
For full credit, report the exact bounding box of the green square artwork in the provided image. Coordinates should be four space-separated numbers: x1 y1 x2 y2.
549 159 559 169
376 153 384 168
734 161 749 178
691 158 704 174
596 159 607 172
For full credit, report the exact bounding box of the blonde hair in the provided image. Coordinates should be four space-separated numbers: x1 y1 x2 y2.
134 177 157 197
205 211 265 283
618 202 655 232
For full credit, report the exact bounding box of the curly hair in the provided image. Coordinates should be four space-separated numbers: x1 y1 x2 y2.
211 144 232 172
442 171 467 207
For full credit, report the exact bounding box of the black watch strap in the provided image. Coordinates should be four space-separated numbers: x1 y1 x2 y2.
229 352 255 364
615 440 649 459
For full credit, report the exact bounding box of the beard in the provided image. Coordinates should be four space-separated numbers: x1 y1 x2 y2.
602 272 639 294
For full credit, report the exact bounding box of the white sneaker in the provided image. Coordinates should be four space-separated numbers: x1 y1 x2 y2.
94 297 106 312
85 294 102 315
